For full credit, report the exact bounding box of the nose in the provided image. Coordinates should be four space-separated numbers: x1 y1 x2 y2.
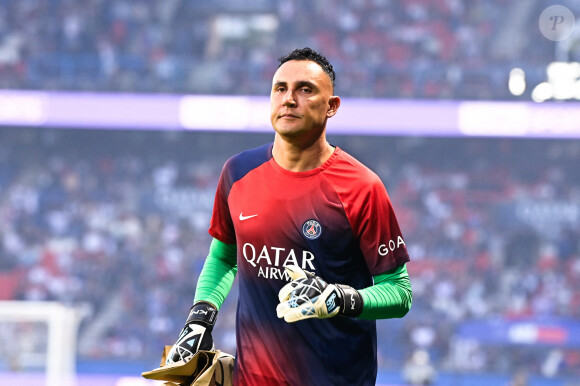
283 90 297 107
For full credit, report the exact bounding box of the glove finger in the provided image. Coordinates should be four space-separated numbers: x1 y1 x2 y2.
276 296 304 319
276 299 291 318
277 281 298 302
284 264 308 281
276 299 309 321
282 303 318 323
276 293 318 320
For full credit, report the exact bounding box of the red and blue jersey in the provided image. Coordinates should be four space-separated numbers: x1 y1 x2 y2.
209 143 409 386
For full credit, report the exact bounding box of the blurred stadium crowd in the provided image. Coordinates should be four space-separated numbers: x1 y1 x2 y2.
0 128 579 380
1 0 578 99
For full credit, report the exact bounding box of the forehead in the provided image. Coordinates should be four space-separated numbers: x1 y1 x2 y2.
273 60 332 88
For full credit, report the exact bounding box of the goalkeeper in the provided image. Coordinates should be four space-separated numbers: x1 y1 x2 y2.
167 47 412 386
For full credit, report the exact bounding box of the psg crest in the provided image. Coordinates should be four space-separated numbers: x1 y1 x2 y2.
302 219 322 240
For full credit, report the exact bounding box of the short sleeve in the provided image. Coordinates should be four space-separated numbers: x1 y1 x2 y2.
343 174 410 275
208 160 237 244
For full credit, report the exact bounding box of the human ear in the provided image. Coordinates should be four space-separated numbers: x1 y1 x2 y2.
327 96 341 118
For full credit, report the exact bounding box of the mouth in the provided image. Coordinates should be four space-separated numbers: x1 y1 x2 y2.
279 114 300 119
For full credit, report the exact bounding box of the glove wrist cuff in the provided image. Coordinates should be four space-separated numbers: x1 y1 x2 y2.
337 285 364 318
186 301 218 329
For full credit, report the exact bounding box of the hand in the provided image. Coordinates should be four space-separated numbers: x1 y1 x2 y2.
165 302 218 365
276 265 363 323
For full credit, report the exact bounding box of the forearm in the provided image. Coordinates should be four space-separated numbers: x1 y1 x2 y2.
194 238 237 309
358 264 412 319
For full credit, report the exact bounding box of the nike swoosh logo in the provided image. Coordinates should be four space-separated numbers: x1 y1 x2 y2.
239 212 258 221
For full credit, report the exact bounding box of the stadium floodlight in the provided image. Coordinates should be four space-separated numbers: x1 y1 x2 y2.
531 82 553 103
532 62 580 102
508 68 526 96
548 62 580 100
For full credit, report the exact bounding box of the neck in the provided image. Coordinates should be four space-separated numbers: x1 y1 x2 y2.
272 135 334 172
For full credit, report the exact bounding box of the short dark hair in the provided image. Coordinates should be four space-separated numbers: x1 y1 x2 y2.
278 47 336 90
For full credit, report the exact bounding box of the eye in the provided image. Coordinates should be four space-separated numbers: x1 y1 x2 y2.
275 86 286 93
300 87 312 93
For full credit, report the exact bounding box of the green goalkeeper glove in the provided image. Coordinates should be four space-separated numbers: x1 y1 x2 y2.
165 301 217 365
276 265 363 323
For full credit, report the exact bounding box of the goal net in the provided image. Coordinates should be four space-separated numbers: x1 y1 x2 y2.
0 301 88 386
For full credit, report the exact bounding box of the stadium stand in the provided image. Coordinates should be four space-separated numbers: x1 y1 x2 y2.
1 0 576 99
